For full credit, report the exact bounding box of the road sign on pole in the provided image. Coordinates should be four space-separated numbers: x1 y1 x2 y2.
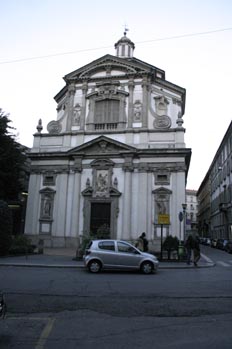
158 214 170 225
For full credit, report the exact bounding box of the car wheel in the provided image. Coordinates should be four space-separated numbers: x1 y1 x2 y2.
88 260 102 273
141 261 153 274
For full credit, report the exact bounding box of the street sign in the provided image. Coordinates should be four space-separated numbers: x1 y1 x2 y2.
158 214 170 225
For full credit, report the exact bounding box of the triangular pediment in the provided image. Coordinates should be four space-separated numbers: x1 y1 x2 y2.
68 135 136 156
152 187 172 195
64 54 162 82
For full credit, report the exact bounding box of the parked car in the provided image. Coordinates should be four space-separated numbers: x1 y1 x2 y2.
225 240 232 253
216 239 228 250
211 239 218 248
201 237 211 246
84 239 159 274
222 239 228 250
216 239 224 250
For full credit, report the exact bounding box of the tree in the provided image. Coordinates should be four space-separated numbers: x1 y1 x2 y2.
0 200 13 255
162 235 179 259
0 109 28 201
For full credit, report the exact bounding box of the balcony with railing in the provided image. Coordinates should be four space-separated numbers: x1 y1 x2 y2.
94 123 118 130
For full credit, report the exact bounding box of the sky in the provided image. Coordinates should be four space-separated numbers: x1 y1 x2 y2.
1 0 232 190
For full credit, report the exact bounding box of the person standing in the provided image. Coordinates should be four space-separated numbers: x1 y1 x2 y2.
136 232 148 252
184 235 194 265
193 236 201 266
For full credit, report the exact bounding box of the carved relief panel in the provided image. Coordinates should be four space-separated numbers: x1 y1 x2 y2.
152 187 172 222
150 94 172 129
92 159 113 198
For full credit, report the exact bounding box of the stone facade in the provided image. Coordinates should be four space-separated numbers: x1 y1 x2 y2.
186 189 198 233
25 33 191 249
198 121 232 239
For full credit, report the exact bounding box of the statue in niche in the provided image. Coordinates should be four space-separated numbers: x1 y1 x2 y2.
96 170 108 193
157 201 167 214
133 100 142 121
156 194 169 215
73 103 81 125
42 195 53 218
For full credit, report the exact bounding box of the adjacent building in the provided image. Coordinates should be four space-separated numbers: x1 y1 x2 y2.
197 121 232 239
185 189 198 234
197 173 211 237
24 33 191 249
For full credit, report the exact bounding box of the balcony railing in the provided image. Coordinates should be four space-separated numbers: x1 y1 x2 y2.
94 123 118 130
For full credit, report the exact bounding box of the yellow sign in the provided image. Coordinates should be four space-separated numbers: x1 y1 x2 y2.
158 214 170 225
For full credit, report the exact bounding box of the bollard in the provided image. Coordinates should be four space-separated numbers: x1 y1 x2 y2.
178 244 185 261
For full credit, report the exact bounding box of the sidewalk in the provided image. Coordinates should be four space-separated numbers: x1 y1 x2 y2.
0 248 215 269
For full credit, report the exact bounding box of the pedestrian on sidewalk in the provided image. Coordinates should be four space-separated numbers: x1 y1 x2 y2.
193 236 201 267
184 235 194 265
136 232 149 252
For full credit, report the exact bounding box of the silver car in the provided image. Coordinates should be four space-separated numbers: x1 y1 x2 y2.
84 239 159 274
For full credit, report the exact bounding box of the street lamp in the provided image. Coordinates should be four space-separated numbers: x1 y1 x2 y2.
182 203 187 243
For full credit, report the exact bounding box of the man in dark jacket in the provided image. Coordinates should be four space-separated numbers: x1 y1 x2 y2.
139 232 149 252
184 235 194 265
193 236 201 266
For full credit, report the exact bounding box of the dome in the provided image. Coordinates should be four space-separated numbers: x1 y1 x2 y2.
114 31 135 58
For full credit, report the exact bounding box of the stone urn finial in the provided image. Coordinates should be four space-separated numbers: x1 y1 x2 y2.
36 119 43 133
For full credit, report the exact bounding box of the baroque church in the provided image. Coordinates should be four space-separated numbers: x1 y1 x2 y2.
24 32 191 249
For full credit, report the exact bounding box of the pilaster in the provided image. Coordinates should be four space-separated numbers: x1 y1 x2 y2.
80 81 88 130
122 169 133 239
66 83 75 131
70 170 82 237
142 75 149 128
128 78 135 128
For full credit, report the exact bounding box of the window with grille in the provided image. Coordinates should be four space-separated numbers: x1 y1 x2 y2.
95 99 120 124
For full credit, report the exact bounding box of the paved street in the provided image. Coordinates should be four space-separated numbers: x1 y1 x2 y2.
0 245 232 348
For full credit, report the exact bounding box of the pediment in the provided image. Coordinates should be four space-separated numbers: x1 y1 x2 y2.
152 187 172 194
68 135 136 156
64 54 158 82
39 187 56 194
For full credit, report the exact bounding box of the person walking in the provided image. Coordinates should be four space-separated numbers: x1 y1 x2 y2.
184 235 194 265
139 232 149 252
193 236 201 267
136 232 149 252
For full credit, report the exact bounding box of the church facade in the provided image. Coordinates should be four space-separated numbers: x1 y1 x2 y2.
24 33 191 249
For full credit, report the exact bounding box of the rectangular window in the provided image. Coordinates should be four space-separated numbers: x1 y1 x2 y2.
155 172 170 185
95 100 120 124
43 174 56 186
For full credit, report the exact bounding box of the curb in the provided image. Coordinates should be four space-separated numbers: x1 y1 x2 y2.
0 253 215 270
